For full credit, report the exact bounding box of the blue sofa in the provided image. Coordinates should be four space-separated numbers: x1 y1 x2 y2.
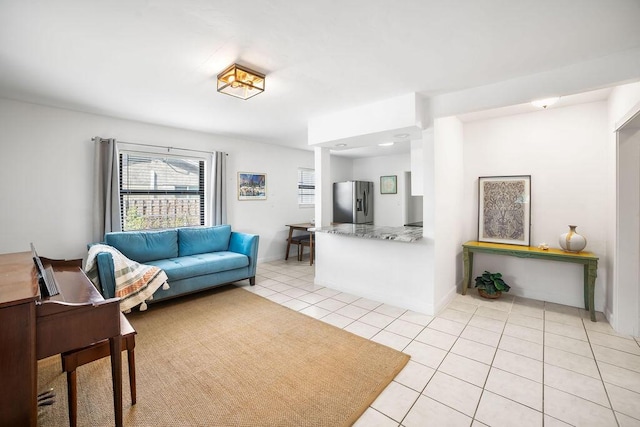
92 225 259 302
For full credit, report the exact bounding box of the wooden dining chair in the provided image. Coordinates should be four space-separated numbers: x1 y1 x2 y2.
299 232 315 265
286 234 311 261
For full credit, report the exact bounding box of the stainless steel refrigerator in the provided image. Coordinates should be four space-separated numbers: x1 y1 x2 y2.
333 181 374 224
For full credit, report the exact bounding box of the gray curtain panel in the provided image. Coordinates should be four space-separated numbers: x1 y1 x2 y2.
212 151 227 225
93 137 121 241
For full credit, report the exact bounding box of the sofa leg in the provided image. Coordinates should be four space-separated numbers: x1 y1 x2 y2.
249 276 256 286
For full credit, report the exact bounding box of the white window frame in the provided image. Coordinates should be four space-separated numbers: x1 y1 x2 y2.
297 168 315 208
118 143 212 230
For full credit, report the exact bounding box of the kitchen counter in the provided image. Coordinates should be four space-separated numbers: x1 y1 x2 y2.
312 223 423 243
313 224 432 314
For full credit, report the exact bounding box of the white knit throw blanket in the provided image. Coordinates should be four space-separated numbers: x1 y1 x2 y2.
85 244 169 312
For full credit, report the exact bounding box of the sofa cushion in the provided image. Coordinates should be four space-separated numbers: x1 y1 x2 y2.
178 225 231 256
105 229 179 263
147 252 249 281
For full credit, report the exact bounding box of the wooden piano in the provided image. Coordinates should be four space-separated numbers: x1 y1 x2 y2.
0 251 123 426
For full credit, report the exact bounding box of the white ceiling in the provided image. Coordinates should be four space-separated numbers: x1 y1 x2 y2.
1 0 639 155
456 88 614 123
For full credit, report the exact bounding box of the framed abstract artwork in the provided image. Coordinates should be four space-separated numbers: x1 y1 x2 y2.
238 172 267 200
478 175 531 246
380 175 397 194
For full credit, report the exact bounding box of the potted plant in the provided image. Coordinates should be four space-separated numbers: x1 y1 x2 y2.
474 271 510 299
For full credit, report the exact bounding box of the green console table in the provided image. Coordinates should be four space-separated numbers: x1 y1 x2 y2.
462 241 599 322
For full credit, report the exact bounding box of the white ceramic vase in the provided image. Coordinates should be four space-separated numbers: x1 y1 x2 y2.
559 225 587 253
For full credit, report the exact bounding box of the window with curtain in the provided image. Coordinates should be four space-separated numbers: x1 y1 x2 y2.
119 152 205 231
298 168 315 207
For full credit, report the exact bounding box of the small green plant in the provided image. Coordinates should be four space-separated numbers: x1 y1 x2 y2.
474 271 510 296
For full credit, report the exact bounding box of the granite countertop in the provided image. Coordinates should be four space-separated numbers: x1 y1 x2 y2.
312 223 423 243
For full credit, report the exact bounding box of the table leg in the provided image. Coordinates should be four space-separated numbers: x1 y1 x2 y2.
127 346 137 405
462 248 473 295
586 261 597 322
285 227 294 260
109 335 123 427
583 264 589 311
67 370 78 427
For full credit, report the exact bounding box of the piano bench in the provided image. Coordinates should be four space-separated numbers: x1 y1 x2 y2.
61 313 136 427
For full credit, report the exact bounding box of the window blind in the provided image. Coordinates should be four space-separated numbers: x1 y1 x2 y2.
119 152 205 230
298 168 315 206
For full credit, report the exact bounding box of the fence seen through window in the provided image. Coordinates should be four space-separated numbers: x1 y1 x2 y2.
119 153 205 231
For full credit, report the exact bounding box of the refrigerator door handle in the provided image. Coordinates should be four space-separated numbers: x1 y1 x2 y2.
363 187 368 217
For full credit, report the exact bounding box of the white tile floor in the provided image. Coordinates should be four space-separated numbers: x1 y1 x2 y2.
237 260 640 427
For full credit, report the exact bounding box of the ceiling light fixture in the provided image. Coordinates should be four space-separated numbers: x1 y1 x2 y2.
393 133 410 139
217 63 265 100
335 143 347 147
531 96 560 109
379 142 395 147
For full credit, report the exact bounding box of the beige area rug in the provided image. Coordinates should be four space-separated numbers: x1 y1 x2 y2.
37 286 409 426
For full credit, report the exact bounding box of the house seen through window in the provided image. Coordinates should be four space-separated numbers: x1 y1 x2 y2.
298 168 315 207
119 152 205 231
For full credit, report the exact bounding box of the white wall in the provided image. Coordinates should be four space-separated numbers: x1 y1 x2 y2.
0 98 314 262
433 117 465 311
352 153 411 226
431 47 640 120
462 102 609 310
308 93 422 145
329 155 354 183
404 172 423 224
617 126 640 335
410 139 424 195
608 81 640 334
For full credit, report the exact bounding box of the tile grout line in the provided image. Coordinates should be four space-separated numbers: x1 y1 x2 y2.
397 303 477 426
583 315 621 427
538 307 591 427
456 299 556 418
395 316 436 426
362 310 435 425
405 298 517 423
368 407 401 426
469 298 516 425
259 262 640 426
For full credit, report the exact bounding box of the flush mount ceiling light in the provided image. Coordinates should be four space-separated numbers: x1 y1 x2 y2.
217 63 265 100
531 96 560 109
379 142 395 147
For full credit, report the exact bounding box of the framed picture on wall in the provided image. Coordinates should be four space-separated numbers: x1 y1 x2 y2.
380 175 397 194
238 172 267 200
478 175 531 246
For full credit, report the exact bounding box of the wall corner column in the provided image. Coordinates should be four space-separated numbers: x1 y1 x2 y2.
314 147 332 226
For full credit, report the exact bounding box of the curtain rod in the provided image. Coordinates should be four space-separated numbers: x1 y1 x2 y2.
92 137 227 156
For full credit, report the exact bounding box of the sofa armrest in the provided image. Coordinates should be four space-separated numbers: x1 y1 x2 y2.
95 252 117 299
229 232 259 277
